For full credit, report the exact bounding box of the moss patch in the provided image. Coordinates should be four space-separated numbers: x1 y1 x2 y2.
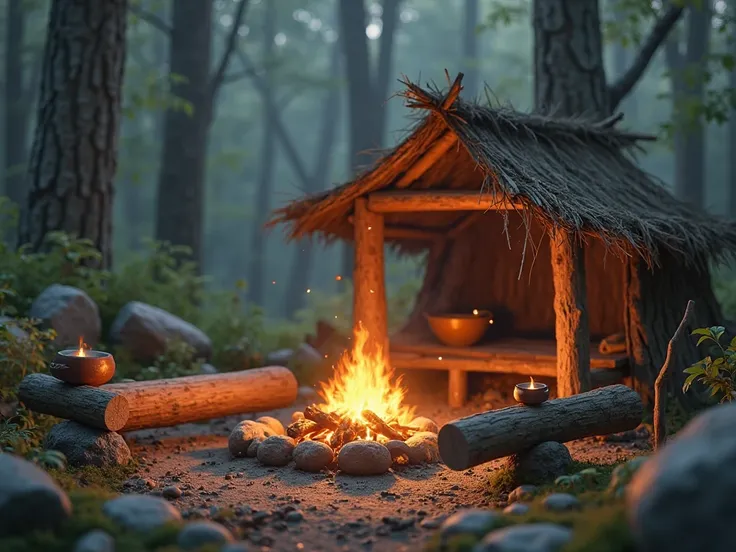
51 462 138 494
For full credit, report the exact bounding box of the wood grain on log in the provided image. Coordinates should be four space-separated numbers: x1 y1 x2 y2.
438 384 643 470
104 366 297 432
367 190 522 213
304 405 340 430
19 373 130 431
287 418 320 439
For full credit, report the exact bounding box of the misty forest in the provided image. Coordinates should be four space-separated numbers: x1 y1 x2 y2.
1 1 736 552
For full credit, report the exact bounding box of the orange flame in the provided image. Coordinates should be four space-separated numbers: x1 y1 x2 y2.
316 323 415 437
75 337 87 357
529 376 535 389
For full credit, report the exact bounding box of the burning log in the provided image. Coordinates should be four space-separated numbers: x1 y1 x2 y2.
330 419 359 450
361 410 404 441
438 384 643 471
287 418 320 439
304 405 340 431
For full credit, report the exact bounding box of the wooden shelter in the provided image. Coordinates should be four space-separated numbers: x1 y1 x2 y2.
268 74 736 407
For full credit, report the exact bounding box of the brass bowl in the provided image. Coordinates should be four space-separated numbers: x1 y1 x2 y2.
514 382 549 406
50 350 116 387
425 311 493 347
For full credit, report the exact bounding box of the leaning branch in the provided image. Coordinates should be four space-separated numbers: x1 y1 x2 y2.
210 0 251 102
653 299 694 451
608 3 685 111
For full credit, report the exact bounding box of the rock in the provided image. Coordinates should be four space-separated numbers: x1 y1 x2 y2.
246 438 263 458
405 431 441 464
0 315 28 342
293 440 334 472
109 301 212 363
265 348 294 366
297 386 318 401
256 416 285 436
508 485 538 503
0 453 72 536
73 529 115 552
504 442 572 485
103 494 182 533
285 509 303 522
627 401 736 552
292 343 324 368
503 503 530 516
45 421 131 467
228 420 274 458
338 441 392 475
473 523 573 552
385 440 411 464
162 485 183 500
291 411 305 423
419 515 447 529
542 493 581 512
256 435 296 467
200 363 218 374
29 284 101 347
177 521 234 550
440 509 500 540
410 416 439 434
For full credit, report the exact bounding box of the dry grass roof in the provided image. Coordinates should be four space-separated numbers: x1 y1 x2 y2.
268 74 736 267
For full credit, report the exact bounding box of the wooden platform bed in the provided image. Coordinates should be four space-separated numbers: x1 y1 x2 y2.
390 334 629 407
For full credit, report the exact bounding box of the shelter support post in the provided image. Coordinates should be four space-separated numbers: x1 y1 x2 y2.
353 198 389 359
448 369 468 408
550 227 591 396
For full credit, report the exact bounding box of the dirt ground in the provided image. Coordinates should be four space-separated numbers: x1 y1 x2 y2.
124 372 648 552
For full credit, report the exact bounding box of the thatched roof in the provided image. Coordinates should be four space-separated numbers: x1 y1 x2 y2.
268 74 736 267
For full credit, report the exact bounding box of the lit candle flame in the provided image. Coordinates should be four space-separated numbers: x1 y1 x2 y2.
472 309 479 316
489 319 494 325
75 337 87 357
529 376 535 389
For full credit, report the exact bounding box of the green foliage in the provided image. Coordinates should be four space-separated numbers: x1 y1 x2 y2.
606 456 649 499
0 410 67 470
555 467 601 490
683 326 736 403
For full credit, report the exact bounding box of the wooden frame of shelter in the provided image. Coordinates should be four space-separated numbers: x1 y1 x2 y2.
268 73 734 407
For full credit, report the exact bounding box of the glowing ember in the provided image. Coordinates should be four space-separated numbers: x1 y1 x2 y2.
74 337 88 357
529 376 536 389
315 323 415 440
472 309 479 316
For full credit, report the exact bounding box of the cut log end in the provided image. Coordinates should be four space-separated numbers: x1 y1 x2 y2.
103 395 131 432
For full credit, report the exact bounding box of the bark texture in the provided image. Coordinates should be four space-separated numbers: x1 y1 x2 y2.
104 366 298 432
19 374 130 431
19 0 127 267
550 227 591 396
438 384 643 470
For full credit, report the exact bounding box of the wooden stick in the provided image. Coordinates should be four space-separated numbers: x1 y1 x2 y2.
394 132 457 189
654 300 695 450
361 410 404 441
438 384 643 470
287 418 320 439
304 405 340 431
368 190 522 213
104 366 297 432
19 374 130 432
347 215 443 241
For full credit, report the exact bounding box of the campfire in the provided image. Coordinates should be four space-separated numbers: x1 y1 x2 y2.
287 324 420 453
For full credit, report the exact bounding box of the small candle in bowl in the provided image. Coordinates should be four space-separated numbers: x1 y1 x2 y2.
49 338 116 387
513 377 549 406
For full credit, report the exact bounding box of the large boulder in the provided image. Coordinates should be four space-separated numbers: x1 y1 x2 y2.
109 301 212 362
45 421 131 467
504 442 572 485
29 284 101 347
0 453 72 536
627 402 736 552
103 494 181 533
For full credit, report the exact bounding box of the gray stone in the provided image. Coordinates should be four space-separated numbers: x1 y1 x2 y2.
177 521 234 550
405 431 441 464
228 420 275 458
200 363 218 374
45 421 131 467
385 440 412 464
109 301 211 363
265 348 294 366
473 523 573 552
246 438 263 458
508 485 538 503
0 453 72 536
255 416 285 436
542 493 581 512
440 509 500 540
256 435 296 467
419 515 447 529
503 503 530 516
162 485 183 500
103 494 181 533
73 529 115 552
410 416 439 434
627 401 736 552
29 284 101 347
504 442 572 485
338 441 392 475
285 509 303 522
221 544 250 552
293 440 334 472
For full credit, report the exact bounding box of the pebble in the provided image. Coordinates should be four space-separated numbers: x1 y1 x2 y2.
255 416 285 436
542 493 581 512
337 441 392 475
177 521 234 550
503 502 531 516
246 438 263 458
257 436 296 467
472 522 573 552
162 485 183 500
102 494 182 533
293 440 334 472
228 420 275 458
385 440 412 464
507 485 538 503
73 529 114 552
405 432 441 464
285 510 304 522
291 411 305 423
439 509 500 540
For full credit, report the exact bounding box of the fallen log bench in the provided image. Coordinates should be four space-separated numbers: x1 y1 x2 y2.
18 366 298 432
438 384 643 470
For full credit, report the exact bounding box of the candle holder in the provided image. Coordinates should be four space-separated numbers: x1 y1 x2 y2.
49 349 116 387
513 380 549 406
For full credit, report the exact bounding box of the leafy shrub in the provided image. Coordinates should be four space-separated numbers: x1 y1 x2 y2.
683 325 736 402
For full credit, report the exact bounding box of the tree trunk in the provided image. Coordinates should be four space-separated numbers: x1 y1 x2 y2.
533 0 610 118
462 0 480 98
284 44 341 315
731 23 736 217
18 0 128 268
247 1 277 305
3 0 28 215
154 0 213 269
